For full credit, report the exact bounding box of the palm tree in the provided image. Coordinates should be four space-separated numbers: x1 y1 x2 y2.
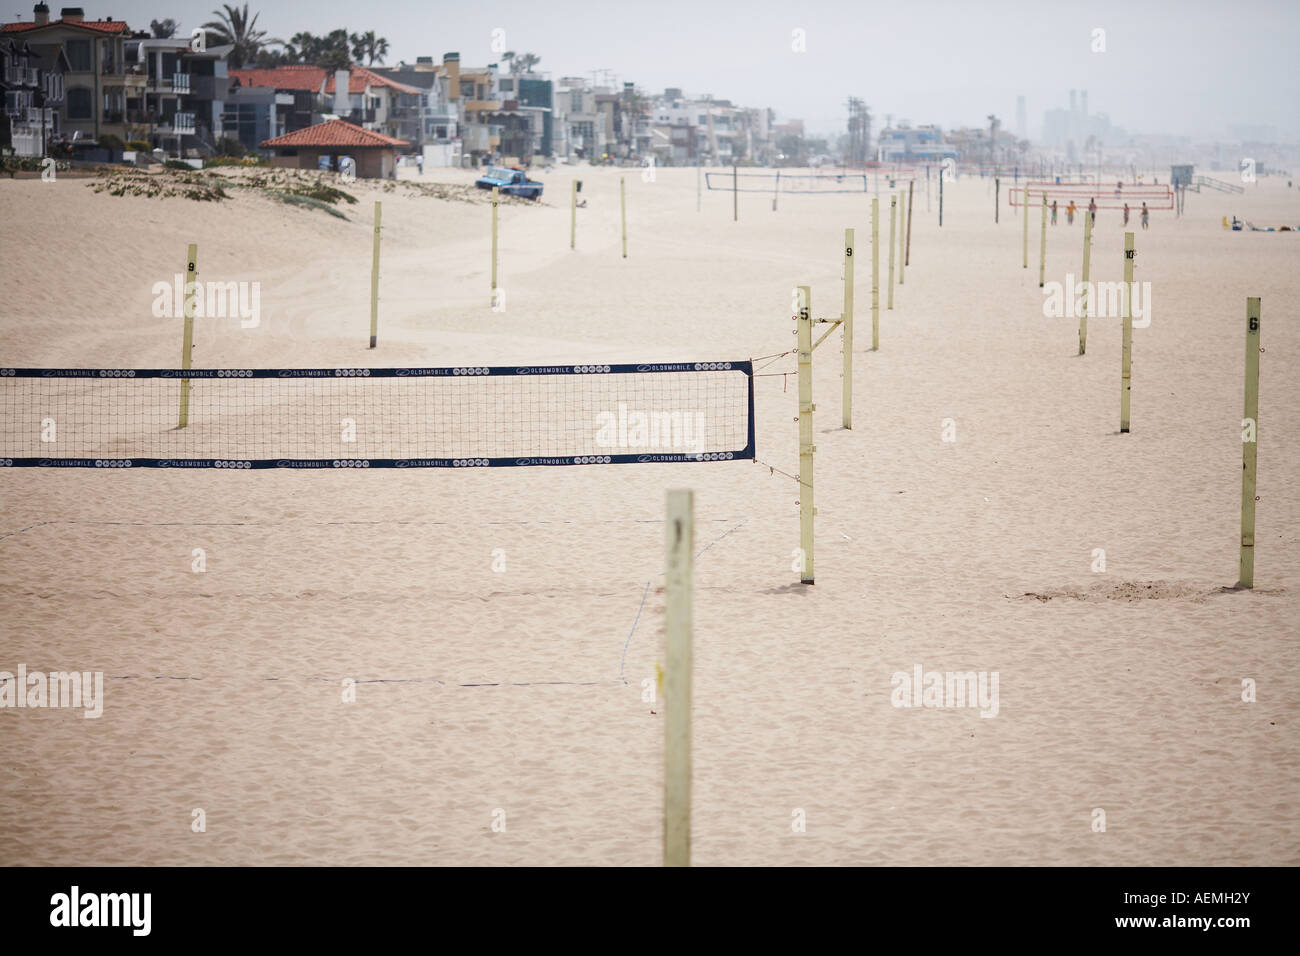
149 18 178 39
512 52 541 75
349 31 390 66
501 50 516 73
986 113 1001 164
203 4 278 69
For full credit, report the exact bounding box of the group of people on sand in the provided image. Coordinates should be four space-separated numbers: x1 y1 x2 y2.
1049 197 1150 229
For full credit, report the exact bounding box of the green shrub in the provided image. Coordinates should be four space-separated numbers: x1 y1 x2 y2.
164 159 193 170
97 132 126 152
216 136 247 157
206 154 265 168
125 140 152 152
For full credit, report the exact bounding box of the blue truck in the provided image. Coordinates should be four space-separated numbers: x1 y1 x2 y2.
475 166 544 200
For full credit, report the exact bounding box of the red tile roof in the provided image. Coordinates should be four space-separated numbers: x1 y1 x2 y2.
2 18 129 34
261 119 408 149
329 65 421 96
231 64 420 96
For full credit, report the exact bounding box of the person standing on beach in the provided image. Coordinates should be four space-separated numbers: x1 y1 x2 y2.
1088 197 1097 224
1141 202 1149 230
1051 200 1058 225
1066 200 1076 225
1123 202 1130 227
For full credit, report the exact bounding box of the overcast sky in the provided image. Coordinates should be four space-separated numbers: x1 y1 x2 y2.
21 0 1299 141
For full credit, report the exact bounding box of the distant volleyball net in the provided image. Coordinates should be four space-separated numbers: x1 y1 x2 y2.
0 364 755 468
1009 182 1174 210
705 171 869 194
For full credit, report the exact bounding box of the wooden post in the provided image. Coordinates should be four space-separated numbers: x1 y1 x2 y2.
570 180 577 249
995 176 1000 223
491 186 500 305
1120 231 1134 433
898 194 906 285
842 227 854 429
905 180 913 266
887 196 896 309
796 286 815 584
696 164 701 212
1080 211 1093 355
620 176 628 259
663 488 694 867
938 172 944 226
1239 298 1261 588
773 169 780 212
871 198 879 350
369 201 381 347
1038 193 1047 288
1022 184 1029 268
178 242 197 428
732 164 738 222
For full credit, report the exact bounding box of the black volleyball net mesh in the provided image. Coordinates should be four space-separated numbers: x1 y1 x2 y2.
0 363 755 468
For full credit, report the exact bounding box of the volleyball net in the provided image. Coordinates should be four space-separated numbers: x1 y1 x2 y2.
0 363 755 468
705 171 870 194
1008 182 1174 211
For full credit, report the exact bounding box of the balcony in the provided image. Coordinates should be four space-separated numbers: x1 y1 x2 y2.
102 109 151 125
147 73 191 94
163 112 196 134
6 106 54 127
4 63 35 86
105 70 149 91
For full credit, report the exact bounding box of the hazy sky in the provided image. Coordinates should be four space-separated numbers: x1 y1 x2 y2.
20 0 1299 140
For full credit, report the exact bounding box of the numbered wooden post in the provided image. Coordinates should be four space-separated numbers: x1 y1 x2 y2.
1022 184 1030 268
796 286 815 584
871 198 880 350
732 164 738 222
1119 231 1135 433
369 201 381 348
620 176 628 259
887 197 897 309
1038 194 1048 288
570 180 577 249
842 227 854 430
1080 211 1093 355
663 488 694 867
178 242 197 428
995 176 1000 224
490 186 500 305
1240 297 1261 588
905 180 914 266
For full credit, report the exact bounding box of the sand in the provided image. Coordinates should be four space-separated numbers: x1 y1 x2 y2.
0 162 1297 865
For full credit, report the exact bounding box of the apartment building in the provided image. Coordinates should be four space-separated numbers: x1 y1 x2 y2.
126 34 233 155
2 4 144 144
1 32 65 156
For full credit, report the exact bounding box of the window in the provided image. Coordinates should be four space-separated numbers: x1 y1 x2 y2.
66 87 92 119
65 40 91 72
571 91 583 112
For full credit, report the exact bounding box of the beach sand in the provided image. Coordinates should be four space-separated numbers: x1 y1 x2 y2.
1 163 1297 865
